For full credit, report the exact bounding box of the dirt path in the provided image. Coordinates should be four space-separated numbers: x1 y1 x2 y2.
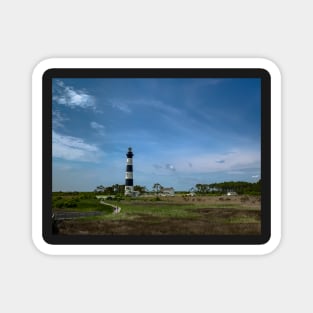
99 201 121 214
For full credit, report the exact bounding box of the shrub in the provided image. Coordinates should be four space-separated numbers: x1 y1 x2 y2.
240 195 250 202
54 200 64 208
63 199 78 208
150 197 161 201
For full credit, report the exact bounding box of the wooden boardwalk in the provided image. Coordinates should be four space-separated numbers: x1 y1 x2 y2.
53 202 121 220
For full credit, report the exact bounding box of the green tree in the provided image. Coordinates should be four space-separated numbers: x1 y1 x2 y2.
94 185 105 193
153 183 163 195
195 184 209 194
134 185 146 194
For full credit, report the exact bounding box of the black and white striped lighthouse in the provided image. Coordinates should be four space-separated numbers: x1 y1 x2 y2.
125 147 134 196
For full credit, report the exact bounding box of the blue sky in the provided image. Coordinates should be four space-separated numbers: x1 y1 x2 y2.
52 77 261 191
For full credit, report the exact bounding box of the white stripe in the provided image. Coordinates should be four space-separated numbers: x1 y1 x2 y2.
125 172 133 179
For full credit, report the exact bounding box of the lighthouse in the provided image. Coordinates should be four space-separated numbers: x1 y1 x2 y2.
125 147 134 196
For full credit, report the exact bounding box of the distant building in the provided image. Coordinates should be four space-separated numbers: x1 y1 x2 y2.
131 191 140 197
186 192 195 196
227 191 237 196
161 187 175 196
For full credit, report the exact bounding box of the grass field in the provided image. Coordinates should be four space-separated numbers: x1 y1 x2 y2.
52 193 261 235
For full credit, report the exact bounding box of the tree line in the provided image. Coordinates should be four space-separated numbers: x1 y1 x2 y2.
93 180 261 196
194 180 261 195
94 184 148 195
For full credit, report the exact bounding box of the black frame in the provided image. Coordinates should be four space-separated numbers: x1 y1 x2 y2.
43 68 271 245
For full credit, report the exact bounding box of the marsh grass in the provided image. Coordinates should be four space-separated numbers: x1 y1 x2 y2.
53 193 261 235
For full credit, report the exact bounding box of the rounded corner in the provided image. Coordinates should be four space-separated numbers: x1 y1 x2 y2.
31 233 54 256
259 232 282 256
256 57 282 80
32 58 59 81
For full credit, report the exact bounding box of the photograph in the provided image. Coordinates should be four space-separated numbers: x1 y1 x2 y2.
51 76 262 236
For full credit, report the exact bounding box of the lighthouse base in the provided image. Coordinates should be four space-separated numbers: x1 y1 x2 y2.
125 186 134 196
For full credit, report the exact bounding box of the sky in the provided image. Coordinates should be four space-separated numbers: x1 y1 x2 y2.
52 77 261 191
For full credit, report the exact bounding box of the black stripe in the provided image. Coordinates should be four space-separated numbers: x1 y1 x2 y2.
126 165 133 172
125 179 133 186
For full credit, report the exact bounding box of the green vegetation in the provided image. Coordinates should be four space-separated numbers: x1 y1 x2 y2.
52 182 261 235
52 192 260 221
194 180 261 195
53 193 261 235
152 183 163 195
92 180 261 197
52 193 104 212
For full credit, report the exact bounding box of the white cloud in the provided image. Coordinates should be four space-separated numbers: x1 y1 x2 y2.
107 98 181 115
227 170 246 175
216 159 225 164
90 121 104 130
90 121 105 136
109 100 131 113
53 80 95 109
172 149 260 174
52 131 103 162
165 164 176 171
52 110 68 129
153 164 163 169
143 99 181 116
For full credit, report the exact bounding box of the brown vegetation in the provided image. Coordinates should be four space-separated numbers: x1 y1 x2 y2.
55 195 261 235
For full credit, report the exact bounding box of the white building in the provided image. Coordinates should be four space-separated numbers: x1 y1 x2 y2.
161 187 175 196
226 191 238 196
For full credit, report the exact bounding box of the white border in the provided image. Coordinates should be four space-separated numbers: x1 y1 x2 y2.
32 58 281 255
